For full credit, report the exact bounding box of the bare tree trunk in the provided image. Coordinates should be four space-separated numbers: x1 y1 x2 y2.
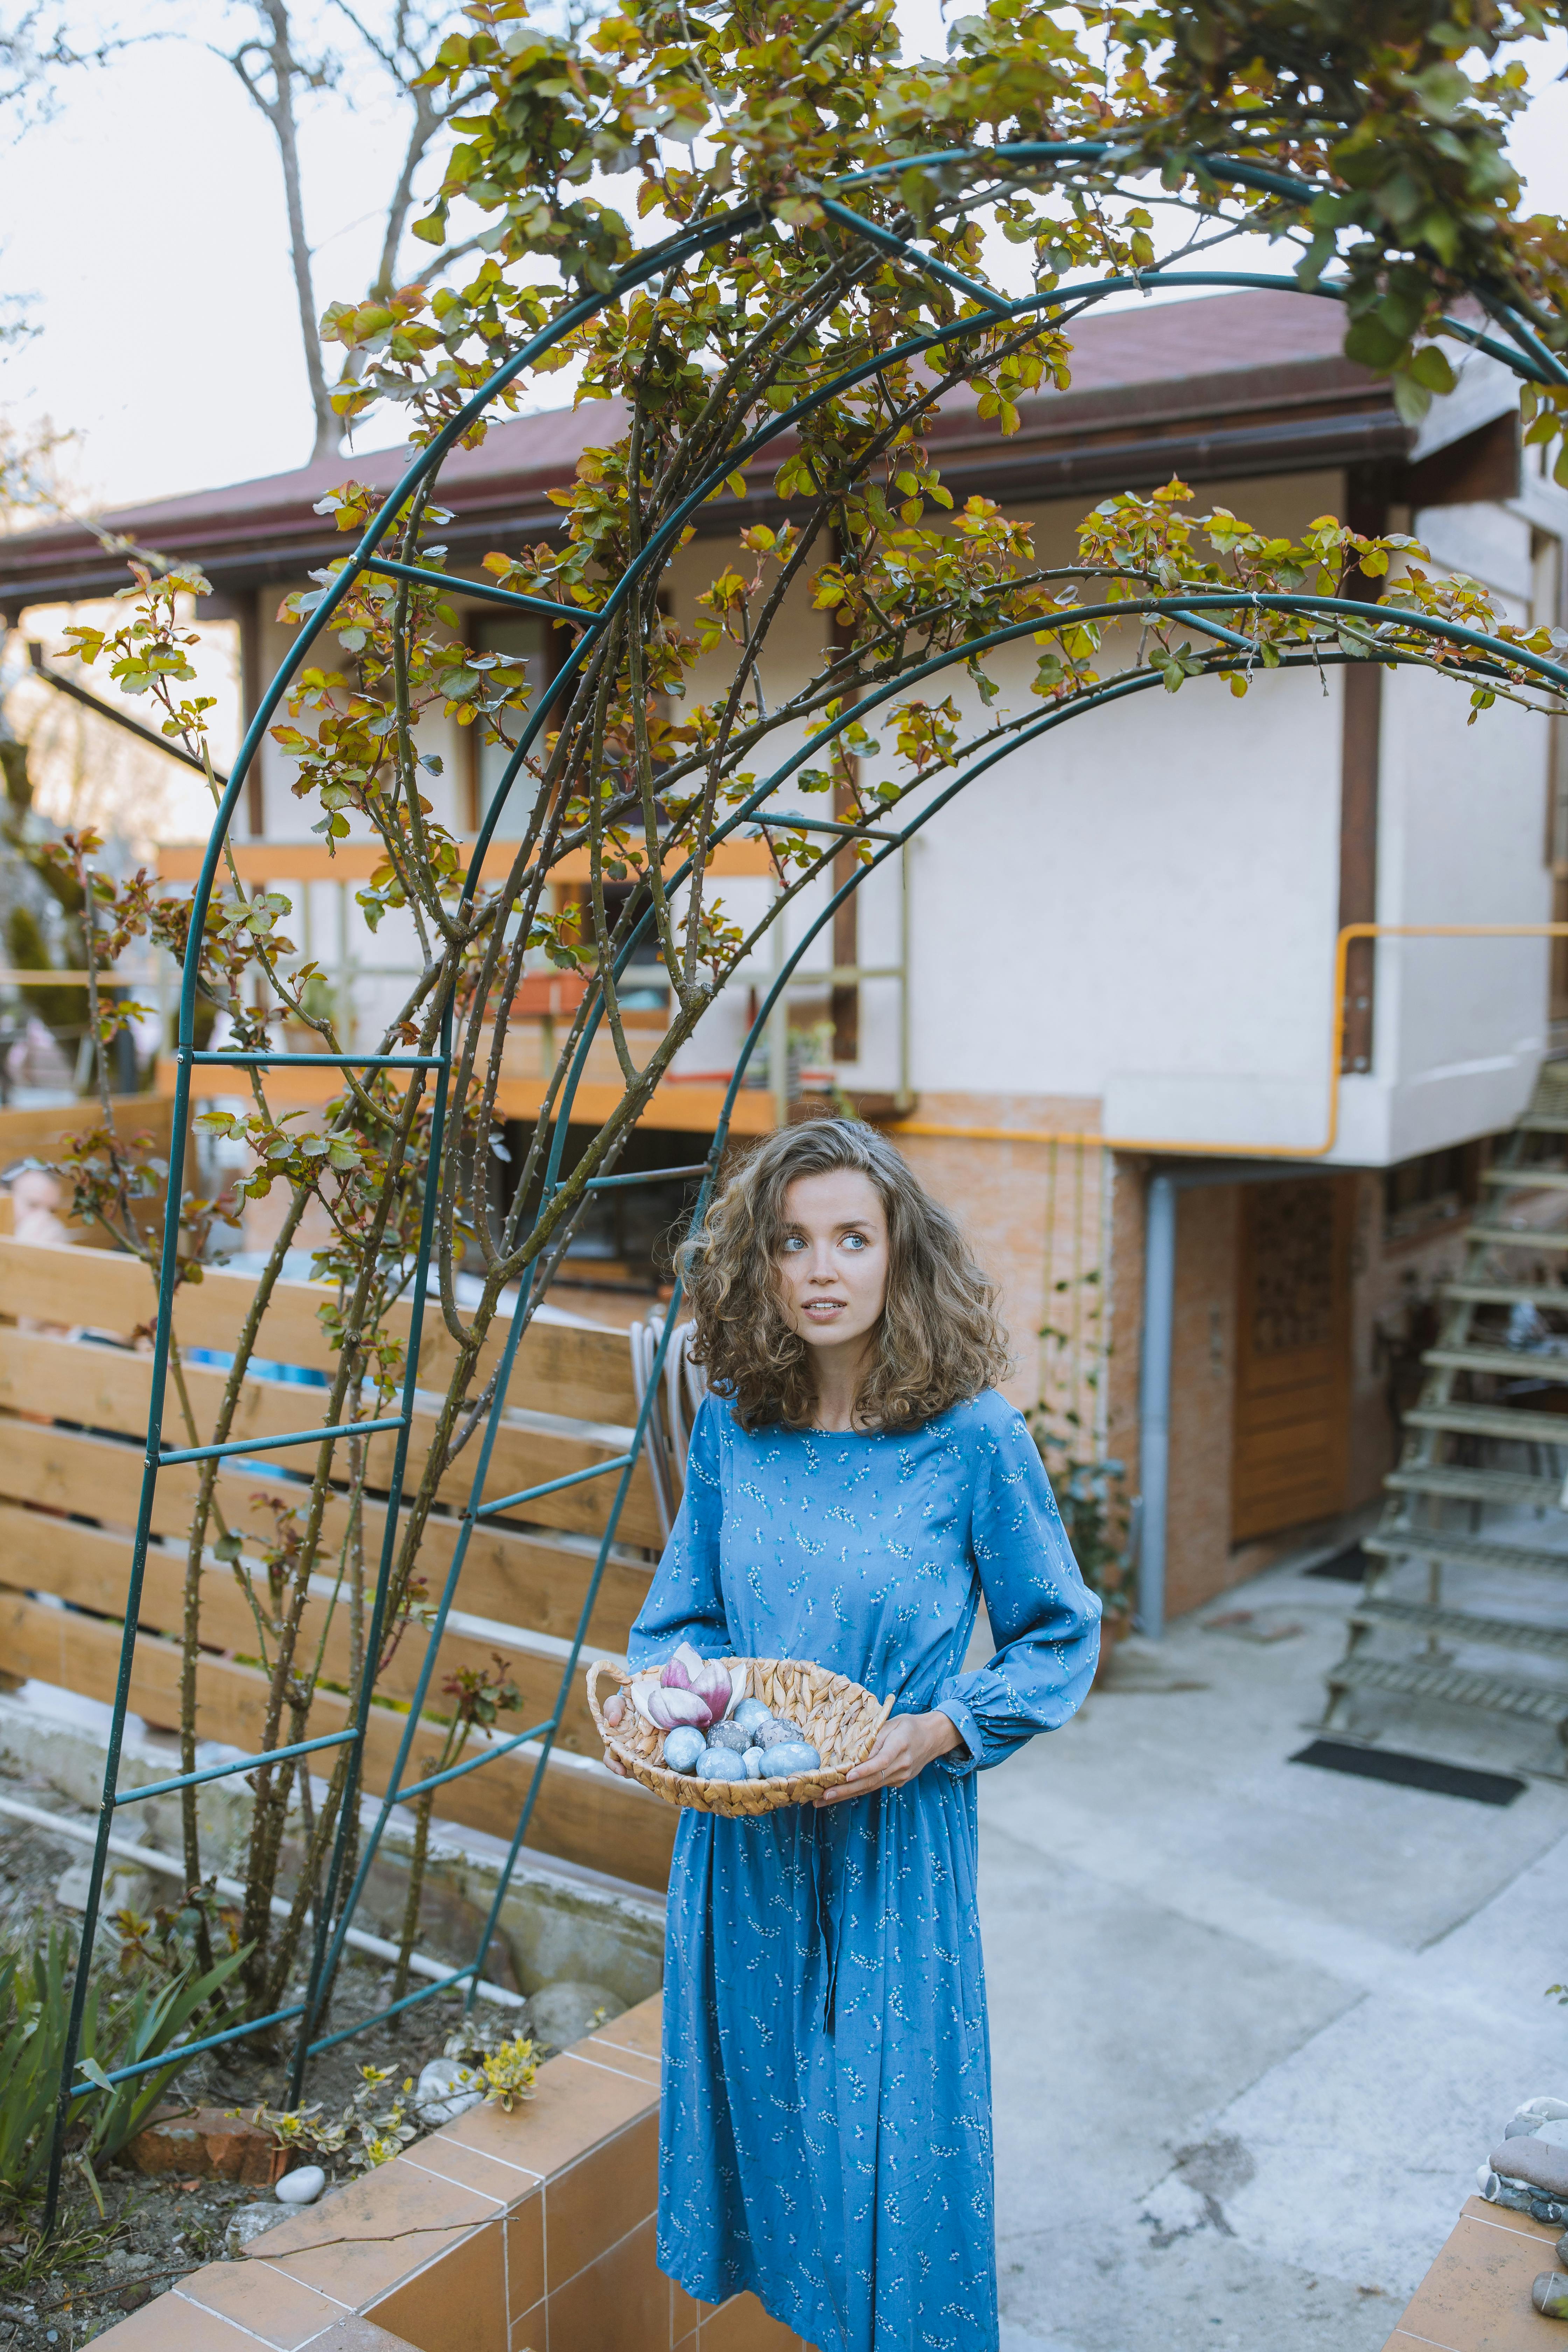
228 1 339 464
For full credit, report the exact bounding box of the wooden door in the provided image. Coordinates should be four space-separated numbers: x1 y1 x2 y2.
1231 1177 1353 1542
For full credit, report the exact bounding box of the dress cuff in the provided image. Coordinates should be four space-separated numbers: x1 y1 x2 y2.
934 1695 982 1776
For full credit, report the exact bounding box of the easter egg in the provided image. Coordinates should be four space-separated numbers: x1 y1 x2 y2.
743 1747 764 1778
755 1716 806 1750
662 1726 707 1774
758 1740 821 1778
706 1720 751 1753
695 1746 749 1783
732 1698 775 1738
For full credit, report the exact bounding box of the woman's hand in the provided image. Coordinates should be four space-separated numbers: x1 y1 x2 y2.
813 1709 964 1807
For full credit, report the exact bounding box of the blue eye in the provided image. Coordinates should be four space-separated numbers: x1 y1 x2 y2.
842 1232 867 1251
780 1234 805 1252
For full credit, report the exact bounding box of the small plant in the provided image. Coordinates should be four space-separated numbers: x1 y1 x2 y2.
245 2061 418 2178
0 1926 247 2207
471 2029 539 2114
392 1655 523 2003
246 2021 538 2178
1029 1421 1135 1632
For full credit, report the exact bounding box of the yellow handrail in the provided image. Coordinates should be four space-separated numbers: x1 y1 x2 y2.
889 923 1568 1163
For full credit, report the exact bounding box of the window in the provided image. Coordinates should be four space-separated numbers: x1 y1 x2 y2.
470 615 547 829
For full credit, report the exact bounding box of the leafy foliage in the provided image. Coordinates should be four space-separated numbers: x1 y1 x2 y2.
0 1926 247 2203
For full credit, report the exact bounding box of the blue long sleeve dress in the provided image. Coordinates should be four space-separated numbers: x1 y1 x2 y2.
626 1386 1101 2352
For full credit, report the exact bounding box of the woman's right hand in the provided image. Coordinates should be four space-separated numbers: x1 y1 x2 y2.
603 1748 632 1778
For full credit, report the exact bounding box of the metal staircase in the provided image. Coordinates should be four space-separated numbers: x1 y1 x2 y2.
1323 1062 1568 1759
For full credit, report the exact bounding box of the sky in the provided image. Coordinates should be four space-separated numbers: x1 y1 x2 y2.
2 10 1568 520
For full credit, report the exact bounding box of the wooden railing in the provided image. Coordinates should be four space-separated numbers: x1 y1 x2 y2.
0 1230 677 1890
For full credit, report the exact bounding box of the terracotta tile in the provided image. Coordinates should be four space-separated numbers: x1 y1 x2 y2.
178 2257 349 2348
576 2036 662 2089
1384 2201 1566 2352
438 2051 656 2185
88 2289 270 2350
545 2109 659 2290
590 1994 663 2062
700 2290 804 2351
545 2213 667 2352
506 2189 545 2319
510 2300 545 2352
366 2215 507 2352
401 2133 538 2208
299 2324 424 2352
261 2155 499 2309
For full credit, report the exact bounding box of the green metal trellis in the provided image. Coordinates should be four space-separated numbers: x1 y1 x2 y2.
41 136 1568 2226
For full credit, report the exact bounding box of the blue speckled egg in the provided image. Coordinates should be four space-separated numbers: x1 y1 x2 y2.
695 1746 749 1783
732 1698 775 1739
743 1747 764 1779
662 1726 707 1774
758 1740 822 1779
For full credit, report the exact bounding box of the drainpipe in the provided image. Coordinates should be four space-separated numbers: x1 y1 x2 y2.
1136 1174 1179 1641
1136 1160 1317 1639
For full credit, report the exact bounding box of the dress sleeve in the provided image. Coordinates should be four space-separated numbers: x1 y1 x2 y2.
933 1400 1101 1774
626 1394 732 1667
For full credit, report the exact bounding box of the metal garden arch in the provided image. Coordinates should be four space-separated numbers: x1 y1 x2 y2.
43 135 1568 2224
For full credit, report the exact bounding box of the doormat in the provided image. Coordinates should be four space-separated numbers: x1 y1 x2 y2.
1289 1738 1526 1806
1305 1545 1368 1583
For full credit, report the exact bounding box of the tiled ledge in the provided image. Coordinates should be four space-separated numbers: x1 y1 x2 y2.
1382 2196 1564 2352
94 1996 814 2352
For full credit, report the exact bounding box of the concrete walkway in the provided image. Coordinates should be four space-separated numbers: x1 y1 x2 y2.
980 1546 1568 2352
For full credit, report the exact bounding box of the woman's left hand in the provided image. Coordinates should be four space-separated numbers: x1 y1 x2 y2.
813 1709 965 1806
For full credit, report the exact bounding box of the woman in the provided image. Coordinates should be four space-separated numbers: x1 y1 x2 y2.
621 1119 1100 2352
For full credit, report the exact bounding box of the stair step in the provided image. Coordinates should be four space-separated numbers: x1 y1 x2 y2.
1463 1224 1568 1252
1352 1595 1568 1661
1521 1115 1568 1134
1483 1166 1568 1191
1423 1343 1568 1385
1385 1464 1564 1508
1441 1282 1568 1309
1325 1650 1568 1727
1405 1401 1568 1446
1365 1526 1568 1578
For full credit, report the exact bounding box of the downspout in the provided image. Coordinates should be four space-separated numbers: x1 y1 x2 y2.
1136 1173 1178 1640
1136 1160 1317 1639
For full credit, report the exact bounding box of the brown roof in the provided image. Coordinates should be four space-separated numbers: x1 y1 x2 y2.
0 289 1405 613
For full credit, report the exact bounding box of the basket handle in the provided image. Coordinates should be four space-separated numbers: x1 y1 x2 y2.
853 1692 896 1764
586 1657 632 1740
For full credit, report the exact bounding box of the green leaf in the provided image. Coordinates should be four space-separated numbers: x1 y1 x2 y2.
1408 344 1457 394
1344 313 1406 372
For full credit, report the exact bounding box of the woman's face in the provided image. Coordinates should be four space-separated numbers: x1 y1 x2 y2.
775 1168 890 1355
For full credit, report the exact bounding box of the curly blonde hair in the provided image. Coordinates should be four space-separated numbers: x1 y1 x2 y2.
677 1119 1011 1433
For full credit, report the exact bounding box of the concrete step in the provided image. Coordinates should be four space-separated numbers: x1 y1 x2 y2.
1385 1463 1564 1509
1351 1594 1568 1662
1440 1281 1568 1309
1405 1401 1568 1446
1325 1649 1568 1727
1520 1114 1568 1134
1482 1165 1568 1191
1423 1343 1568 1385
1365 1525 1568 1578
1461 1223 1568 1251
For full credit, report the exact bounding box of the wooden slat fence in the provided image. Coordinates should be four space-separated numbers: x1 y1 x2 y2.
0 1230 677 1890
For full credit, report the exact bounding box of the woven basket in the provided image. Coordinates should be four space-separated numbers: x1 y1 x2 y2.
586 1657 894 1814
